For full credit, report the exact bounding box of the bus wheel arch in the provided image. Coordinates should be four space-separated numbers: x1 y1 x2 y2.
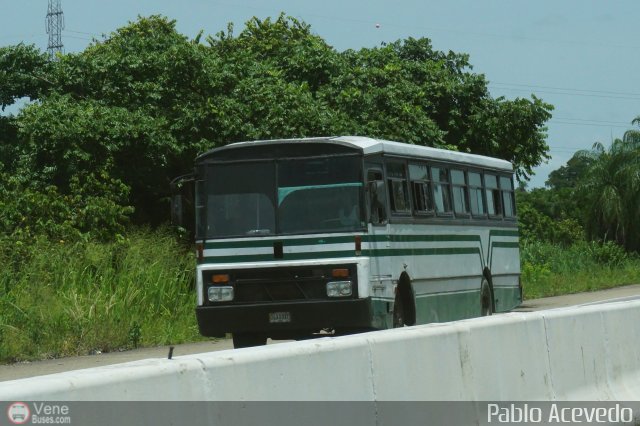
481 268 495 316
393 272 416 327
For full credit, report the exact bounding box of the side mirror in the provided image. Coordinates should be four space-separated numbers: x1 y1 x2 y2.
170 174 195 232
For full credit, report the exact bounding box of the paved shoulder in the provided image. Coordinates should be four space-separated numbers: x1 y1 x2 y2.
516 284 640 312
0 340 232 381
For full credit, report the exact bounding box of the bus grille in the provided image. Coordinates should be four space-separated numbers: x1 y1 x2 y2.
203 265 357 304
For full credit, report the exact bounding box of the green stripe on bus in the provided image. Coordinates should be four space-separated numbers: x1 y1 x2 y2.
491 242 520 249
367 234 481 243
203 232 502 250
201 250 358 263
199 230 518 264
489 230 519 237
365 247 480 257
204 236 357 249
199 246 483 264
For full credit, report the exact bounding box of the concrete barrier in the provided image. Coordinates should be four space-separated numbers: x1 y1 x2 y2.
2 299 640 401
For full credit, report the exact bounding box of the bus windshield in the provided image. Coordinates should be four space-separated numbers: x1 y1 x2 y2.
198 156 364 238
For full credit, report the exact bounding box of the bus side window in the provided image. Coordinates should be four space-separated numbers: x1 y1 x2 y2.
432 166 452 215
409 163 434 215
500 176 516 218
451 169 469 216
468 171 486 217
485 174 502 217
386 161 410 214
367 170 387 225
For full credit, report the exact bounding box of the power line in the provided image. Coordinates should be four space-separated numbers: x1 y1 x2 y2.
548 147 582 154
63 34 93 42
64 29 96 36
553 114 637 124
553 116 637 126
491 82 640 99
0 34 47 41
550 120 635 129
489 85 640 102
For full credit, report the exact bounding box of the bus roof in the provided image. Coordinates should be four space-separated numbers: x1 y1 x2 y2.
198 136 513 172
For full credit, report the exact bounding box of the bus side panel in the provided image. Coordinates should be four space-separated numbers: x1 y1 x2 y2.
487 229 521 312
369 223 485 326
369 224 521 325
405 224 485 324
366 223 395 329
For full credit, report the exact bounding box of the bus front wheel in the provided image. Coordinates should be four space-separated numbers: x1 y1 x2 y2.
232 332 267 348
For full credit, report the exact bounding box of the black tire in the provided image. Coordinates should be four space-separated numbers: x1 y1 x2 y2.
480 277 494 316
232 333 267 348
392 291 405 328
393 273 416 327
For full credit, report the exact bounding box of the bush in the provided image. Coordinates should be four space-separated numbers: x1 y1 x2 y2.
520 239 640 299
0 170 134 244
0 227 200 362
517 201 584 246
584 240 629 267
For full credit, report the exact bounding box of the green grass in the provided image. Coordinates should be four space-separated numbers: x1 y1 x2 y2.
0 228 204 363
521 240 640 300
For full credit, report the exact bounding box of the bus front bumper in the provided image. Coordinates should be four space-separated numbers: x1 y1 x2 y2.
196 298 373 338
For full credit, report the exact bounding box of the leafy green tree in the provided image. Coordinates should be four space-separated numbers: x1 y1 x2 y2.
12 17 212 223
2 14 553 228
516 191 584 246
576 137 640 251
0 117 19 172
0 43 52 110
0 170 132 244
546 153 594 190
0 44 52 174
318 37 553 179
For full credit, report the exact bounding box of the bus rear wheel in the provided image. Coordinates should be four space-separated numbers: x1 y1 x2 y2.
232 332 267 348
393 274 416 328
480 278 493 316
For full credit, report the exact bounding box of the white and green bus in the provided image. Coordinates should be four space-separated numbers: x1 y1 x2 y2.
185 136 521 348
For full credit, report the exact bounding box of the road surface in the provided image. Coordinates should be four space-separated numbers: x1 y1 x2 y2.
2 284 639 381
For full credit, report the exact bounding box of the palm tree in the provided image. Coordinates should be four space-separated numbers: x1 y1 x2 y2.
576 133 640 251
623 116 640 144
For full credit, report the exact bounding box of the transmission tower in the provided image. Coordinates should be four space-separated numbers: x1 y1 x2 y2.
46 0 64 60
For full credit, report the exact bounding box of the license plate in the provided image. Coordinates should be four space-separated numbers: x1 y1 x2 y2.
269 311 291 323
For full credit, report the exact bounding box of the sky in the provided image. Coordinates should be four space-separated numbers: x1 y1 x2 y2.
2 0 640 188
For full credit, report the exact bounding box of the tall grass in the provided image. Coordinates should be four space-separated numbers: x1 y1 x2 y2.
0 228 202 363
521 240 640 299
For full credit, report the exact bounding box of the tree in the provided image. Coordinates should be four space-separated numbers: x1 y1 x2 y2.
546 152 594 190
576 137 640 251
0 43 52 110
318 37 552 179
2 14 553 228
12 17 212 223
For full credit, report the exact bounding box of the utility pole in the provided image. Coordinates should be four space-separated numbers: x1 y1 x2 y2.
46 0 64 60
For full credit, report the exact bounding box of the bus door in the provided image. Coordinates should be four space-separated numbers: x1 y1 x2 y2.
365 165 393 326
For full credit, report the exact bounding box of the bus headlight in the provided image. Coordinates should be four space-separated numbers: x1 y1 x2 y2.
208 286 234 302
327 281 352 297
